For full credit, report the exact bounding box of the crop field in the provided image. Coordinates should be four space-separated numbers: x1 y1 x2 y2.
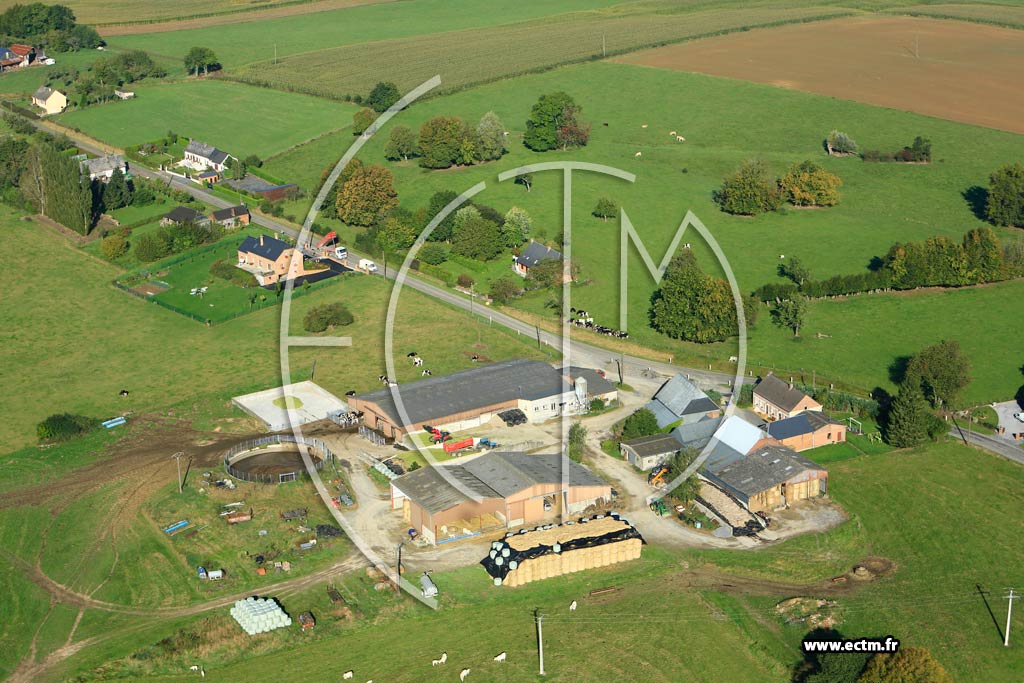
0 208 551 449
891 2 1024 29
616 15 1024 134
230 5 853 100
103 0 631 68
287 59 1024 401
58 80 358 158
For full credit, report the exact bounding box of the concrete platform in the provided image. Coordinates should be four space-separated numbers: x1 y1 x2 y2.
232 381 347 432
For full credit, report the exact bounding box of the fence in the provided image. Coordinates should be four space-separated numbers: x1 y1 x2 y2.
223 434 335 484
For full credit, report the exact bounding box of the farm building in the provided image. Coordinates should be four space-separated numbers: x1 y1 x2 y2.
161 205 210 227
481 514 644 587
670 416 722 452
30 85 66 115
348 359 608 440
762 412 846 452
753 373 822 421
645 374 721 429
231 381 348 431
390 451 612 545
183 139 233 172
563 366 618 404
1 44 34 70
701 444 828 513
236 234 312 286
513 240 566 279
211 204 250 228
80 155 127 182
620 433 680 470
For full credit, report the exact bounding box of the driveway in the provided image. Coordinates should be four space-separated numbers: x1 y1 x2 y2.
993 400 1024 439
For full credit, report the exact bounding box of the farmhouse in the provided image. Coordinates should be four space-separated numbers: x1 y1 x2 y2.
160 205 210 227
645 374 721 429
620 432 681 470
752 372 822 421
762 412 846 452
348 359 601 440
183 140 233 172
481 514 644 587
701 444 828 513
80 155 127 182
236 234 310 286
211 205 250 228
390 451 612 545
513 240 564 278
0 44 34 70
30 85 67 115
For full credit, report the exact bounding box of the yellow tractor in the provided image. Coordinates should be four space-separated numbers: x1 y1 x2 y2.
648 464 670 488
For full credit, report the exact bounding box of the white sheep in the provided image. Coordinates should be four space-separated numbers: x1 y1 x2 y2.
343 672 354 680
190 666 199 672
641 124 648 129
570 600 578 611
669 130 677 136
432 652 447 666
493 652 507 663
460 669 471 682
503 131 510 136
676 135 686 142
634 152 642 158
779 254 785 259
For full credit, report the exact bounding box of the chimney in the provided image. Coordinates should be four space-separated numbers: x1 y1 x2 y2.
789 378 794 390
259 235 264 246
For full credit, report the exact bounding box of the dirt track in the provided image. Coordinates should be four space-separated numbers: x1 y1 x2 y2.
615 15 1024 134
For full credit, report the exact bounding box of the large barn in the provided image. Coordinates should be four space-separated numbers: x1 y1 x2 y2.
702 444 828 513
390 451 611 545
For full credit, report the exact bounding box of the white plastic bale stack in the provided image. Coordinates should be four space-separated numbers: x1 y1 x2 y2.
230 596 293 635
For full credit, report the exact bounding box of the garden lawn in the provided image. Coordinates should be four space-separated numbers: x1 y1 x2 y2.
58 79 359 158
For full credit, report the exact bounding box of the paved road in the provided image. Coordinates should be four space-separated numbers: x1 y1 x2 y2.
949 425 1024 467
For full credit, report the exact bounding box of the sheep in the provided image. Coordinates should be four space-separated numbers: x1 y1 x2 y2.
641 124 648 128
343 672 354 680
493 652 507 663
779 254 785 259
634 152 642 158
190 666 199 671
433 652 448 666
569 600 578 611
460 669 471 681
441 652 448 664
669 130 677 136
729 355 739 363
503 131 510 136
676 135 686 142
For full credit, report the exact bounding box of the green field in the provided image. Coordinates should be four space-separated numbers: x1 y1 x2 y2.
58 79 359 158
0 207 552 449
0 51 100 96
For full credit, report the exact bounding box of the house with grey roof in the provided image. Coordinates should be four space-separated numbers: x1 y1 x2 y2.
160 205 210 226
80 155 127 182
513 240 565 279
390 451 611 544
753 372 822 421
645 374 721 429
349 359 590 439
183 140 233 172
762 411 846 452
619 433 681 470
31 85 66 115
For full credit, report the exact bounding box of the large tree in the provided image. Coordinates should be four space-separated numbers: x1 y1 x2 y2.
102 169 131 210
501 206 531 246
779 160 842 207
366 81 400 112
424 189 458 241
651 252 737 343
336 164 397 226
384 124 417 161
418 116 466 169
772 296 808 337
451 214 503 261
986 162 1024 227
378 212 417 253
568 422 587 463
620 408 660 440
883 383 931 448
352 107 375 135
475 111 506 161
905 340 971 408
23 141 92 234
524 91 585 152
713 159 782 216
183 46 219 76
593 197 616 221
857 647 951 683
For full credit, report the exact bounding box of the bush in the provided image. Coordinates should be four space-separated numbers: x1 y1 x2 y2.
303 303 355 333
100 234 128 260
779 160 842 207
456 273 475 289
37 413 98 443
418 262 456 285
713 160 781 215
826 129 858 155
209 259 257 287
418 242 449 265
133 232 168 262
489 277 522 304
620 408 660 440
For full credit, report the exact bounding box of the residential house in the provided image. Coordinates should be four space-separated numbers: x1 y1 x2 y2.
161 206 210 227
620 433 681 470
183 140 233 172
0 44 34 70
762 412 846 452
645 374 721 429
236 233 309 286
752 372 822 421
30 86 67 115
513 240 565 279
390 451 611 545
211 205 250 228
80 155 127 182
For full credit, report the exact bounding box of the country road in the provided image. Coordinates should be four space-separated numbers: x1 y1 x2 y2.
949 424 1024 466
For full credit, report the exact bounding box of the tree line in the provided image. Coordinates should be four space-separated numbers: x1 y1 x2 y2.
715 159 842 216
0 2 101 51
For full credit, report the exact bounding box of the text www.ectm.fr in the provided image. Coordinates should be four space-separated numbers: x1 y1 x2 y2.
802 637 900 654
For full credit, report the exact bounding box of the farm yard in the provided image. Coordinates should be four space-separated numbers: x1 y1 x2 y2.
615 15 1024 135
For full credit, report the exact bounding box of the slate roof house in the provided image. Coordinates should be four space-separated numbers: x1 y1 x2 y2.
31 85 66 115
513 241 565 279
80 155 127 182
160 205 210 227
762 412 846 452
236 234 309 286
390 451 611 544
183 140 233 172
211 204 250 228
348 359 601 440
645 374 721 429
752 372 822 421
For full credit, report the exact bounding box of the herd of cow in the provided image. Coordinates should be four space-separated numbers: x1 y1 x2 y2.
566 309 628 339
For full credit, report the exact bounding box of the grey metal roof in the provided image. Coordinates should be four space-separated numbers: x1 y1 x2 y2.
710 445 825 497
645 374 718 427
700 441 746 473
753 373 818 413
163 206 206 224
563 366 616 396
672 416 722 450
515 241 562 268
185 140 230 165
644 400 681 429
354 359 569 426
621 433 681 458
80 155 125 176
239 234 291 261
392 452 606 514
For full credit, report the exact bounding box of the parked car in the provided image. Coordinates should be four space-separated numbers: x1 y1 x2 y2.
1013 412 1024 423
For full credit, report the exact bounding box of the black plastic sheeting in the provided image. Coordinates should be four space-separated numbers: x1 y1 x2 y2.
480 515 646 581
315 524 343 538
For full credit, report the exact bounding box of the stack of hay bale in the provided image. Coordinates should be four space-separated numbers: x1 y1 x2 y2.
230 596 292 634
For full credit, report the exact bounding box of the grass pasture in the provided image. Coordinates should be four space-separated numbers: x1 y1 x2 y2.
58 79 359 158
0 51 100 96
616 15 1024 134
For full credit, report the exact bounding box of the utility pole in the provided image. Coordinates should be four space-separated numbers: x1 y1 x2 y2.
396 542 404 582
171 451 185 494
1006 588 1020 647
535 609 546 675
602 34 606 57
310 358 317 380
535 325 542 350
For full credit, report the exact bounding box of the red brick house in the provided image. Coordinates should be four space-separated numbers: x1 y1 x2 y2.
236 234 309 286
752 373 822 421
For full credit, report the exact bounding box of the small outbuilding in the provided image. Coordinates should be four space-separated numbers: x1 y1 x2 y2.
619 433 681 470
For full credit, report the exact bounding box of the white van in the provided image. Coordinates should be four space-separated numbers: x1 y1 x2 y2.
358 258 378 273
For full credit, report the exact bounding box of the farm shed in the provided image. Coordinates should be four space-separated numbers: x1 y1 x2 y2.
231 381 348 432
645 374 721 429
481 514 644 587
390 452 611 545
619 433 681 470
762 412 846 452
349 359 602 439
753 373 822 421
702 445 827 513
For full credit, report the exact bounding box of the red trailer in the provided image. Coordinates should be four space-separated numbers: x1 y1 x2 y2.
316 231 337 249
443 438 474 454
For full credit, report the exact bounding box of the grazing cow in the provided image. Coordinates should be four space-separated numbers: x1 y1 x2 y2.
729 356 738 363
503 131 510 136
200 670 205 678
406 352 418 358
677 135 686 142
345 390 356 397
602 122 609 126
634 152 642 157
569 600 577 611
414 357 424 366
119 389 130 397
421 369 432 377
343 672 354 680
779 255 785 259
190 666 199 671
493 652 507 663
460 669 471 681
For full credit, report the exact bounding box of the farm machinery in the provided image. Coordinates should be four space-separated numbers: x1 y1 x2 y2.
648 464 670 488
423 424 452 444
